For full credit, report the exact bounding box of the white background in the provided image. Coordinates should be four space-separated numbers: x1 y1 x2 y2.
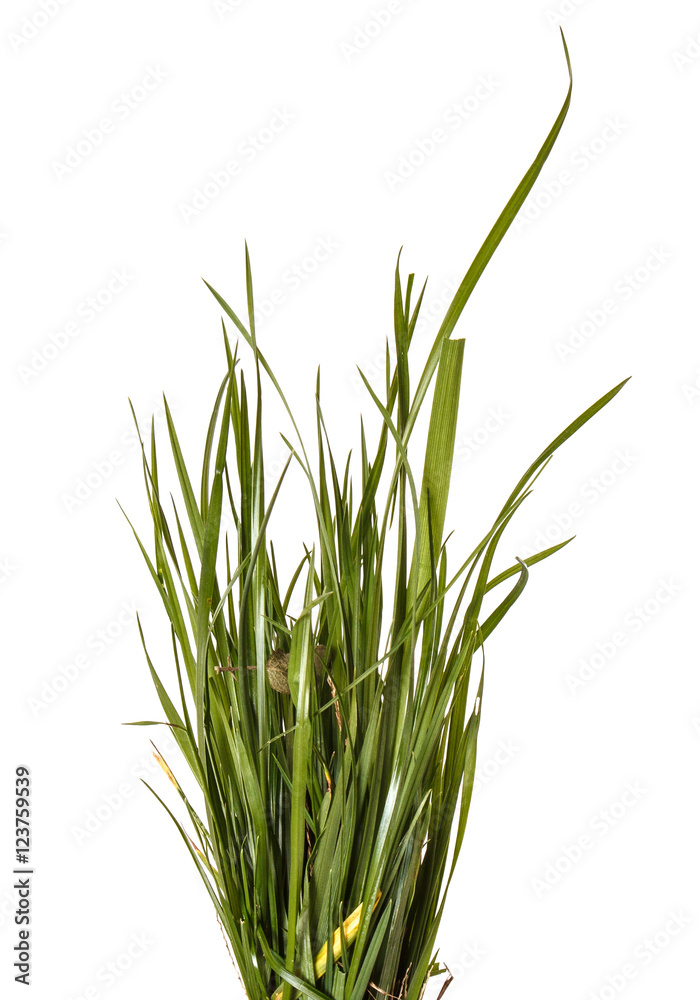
1 1 699 998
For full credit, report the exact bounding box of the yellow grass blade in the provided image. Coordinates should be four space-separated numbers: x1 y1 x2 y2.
271 893 381 1000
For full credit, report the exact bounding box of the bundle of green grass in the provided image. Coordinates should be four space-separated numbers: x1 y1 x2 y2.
125 35 626 1000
